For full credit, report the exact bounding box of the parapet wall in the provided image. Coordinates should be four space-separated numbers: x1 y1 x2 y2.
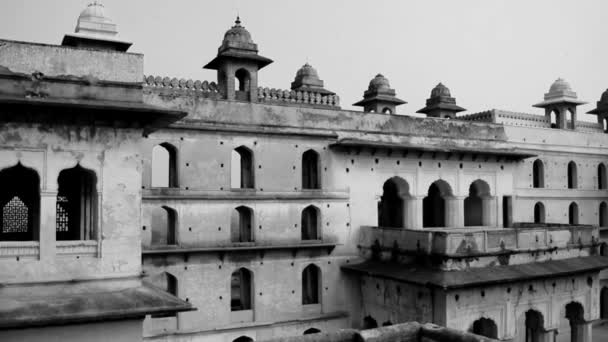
260 322 497 342
143 75 221 100
257 87 340 108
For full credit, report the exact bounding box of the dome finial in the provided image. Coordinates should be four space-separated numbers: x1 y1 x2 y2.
235 15 241 26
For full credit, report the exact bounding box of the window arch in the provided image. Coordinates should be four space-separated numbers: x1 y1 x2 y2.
532 160 544 188
568 161 577 189
363 316 378 329
302 264 321 305
232 337 253 342
151 206 177 246
231 146 254 189
301 205 320 240
534 202 545 224
303 328 321 335
565 302 585 342
470 317 498 339
0 163 40 241
599 163 607 190
231 206 253 243
378 177 410 228
600 202 608 227
231 268 253 311
568 202 579 225
152 143 178 188
145 271 178 318
464 180 491 226
235 69 251 92
525 310 545 342
382 107 392 114
302 149 320 190
423 180 453 228
56 165 97 241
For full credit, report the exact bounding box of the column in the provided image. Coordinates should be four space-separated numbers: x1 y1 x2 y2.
39 191 57 259
481 196 495 227
405 196 424 229
445 196 465 228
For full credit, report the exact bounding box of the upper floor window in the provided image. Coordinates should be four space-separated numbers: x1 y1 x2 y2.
534 202 545 224
302 264 321 305
568 161 577 189
231 206 253 243
0 163 40 241
301 205 320 240
231 268 253 311
56 165 97 241
599 163 607 190
532 159 544 188
302 149 320 190
569 202 579 224
151 206 177 246
231 146 254 189
152 143 178 188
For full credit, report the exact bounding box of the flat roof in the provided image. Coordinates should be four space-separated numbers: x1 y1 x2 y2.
342 256 608 290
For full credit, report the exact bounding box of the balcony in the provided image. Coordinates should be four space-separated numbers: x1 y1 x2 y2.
358 224 600 261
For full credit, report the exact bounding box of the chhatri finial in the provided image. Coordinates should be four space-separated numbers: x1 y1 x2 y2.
235 15 241 26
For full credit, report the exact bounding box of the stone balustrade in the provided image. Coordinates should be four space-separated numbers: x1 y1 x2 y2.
257 87 340 108
459 109 604 132
359 224 599 258
143 75 220 98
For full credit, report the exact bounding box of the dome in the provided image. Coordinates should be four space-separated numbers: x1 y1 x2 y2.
430 83 451 98
548 78 573 94
78 1 113 25
296 63 319 80
601 89 608 103
368 74 391 92
223 17 253 44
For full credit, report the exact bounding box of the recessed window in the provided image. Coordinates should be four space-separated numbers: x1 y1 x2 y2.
231 268 253 311
232 146 254 189
568 161 577 189
0 163 40 242
301 205 320 240
532 159 544 188
151 206 177 246
56 165 98 241
302 150 320 189
231 206 253 243
302 264 321 305
152 143 178 188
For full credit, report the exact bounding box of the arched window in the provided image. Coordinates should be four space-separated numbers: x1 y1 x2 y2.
302 264 321 305
233 337 253 342
231 206 253 243
569 202 579 225
532 160 544 188
363 316 378 329
235 69 251 92
0 163 40 241
470 317 498 339
550 110 558 128
303 328 321 335
231 268 253 311
302 150 320 189
600 202 608 227
151 206 177 246
301 205 319 240
152 143 178 188
525 310 544 342
568 161 577 189
145 271 178 318
599 163 607 189
423 180 453 228
534 202 545 224
464 180 491 226
382 107 392 114
378 177 410 228
565 302 585 342
56 165 97 241
231 146 254 189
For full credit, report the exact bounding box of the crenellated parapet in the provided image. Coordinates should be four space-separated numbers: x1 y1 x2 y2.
257 87 340 108
143 75 221 99
459 109 604 132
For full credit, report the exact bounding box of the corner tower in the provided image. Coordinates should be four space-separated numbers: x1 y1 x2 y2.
588 89 608 132
533 78 587 129
204 17 273 101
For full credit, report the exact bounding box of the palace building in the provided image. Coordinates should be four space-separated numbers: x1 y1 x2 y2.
0 2 607 342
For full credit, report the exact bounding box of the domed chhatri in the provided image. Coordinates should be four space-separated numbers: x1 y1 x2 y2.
290 63 334 95
534 78 587 130
353 74 406 114
588 89 608 128
416 83 465 119
221 16 254 47
61 1 132 51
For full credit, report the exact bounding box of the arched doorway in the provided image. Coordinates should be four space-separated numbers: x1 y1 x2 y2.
565 302 585 342
525 310 544 342
423 180 453 228
470 317 498 339
569 202 579 225
378 177 410 228
464 180 492 226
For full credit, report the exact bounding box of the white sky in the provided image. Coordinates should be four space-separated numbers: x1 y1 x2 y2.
1 0 606 120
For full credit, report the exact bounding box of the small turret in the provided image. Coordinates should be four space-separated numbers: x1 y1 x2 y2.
353 74 406 114
416 83 465 119
290 63 334 95
533 78 587 129
588 89 608 132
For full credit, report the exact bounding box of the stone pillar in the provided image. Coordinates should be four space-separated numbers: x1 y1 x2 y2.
570 107 577 130
445 196 465 228
405 196 424 229
39 191 57 259
542 329 557 342
558 107 568 129
481 196 495 227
